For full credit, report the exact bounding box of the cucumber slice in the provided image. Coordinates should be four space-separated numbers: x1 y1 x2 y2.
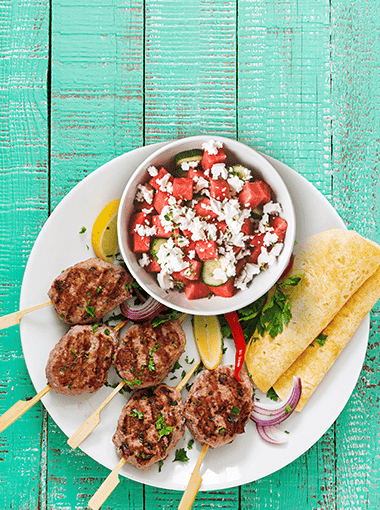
232 165 251 180
174 149 203 176
150 238 167 261
201 259 229 287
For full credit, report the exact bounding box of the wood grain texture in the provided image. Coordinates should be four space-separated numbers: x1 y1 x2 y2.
1 0 379 508
0 0 49 508
331 1 380 509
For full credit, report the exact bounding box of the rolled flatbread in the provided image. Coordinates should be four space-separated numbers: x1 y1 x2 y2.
273 265 380 410
245 229 380 393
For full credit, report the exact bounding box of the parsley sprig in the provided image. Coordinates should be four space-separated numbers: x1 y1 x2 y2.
219 275 302 342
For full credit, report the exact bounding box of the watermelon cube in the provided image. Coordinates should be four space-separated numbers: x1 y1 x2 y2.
146 257 161 272
201 148 226 171
149 166 173 191
187 168 208 182
133 234 151 253
241 217 253 236
239 181 272 210
152 215 171 238
184 281 210 300
270 216 288 243
210 278 235 298
179 259 202 281
194 198 218 219
173 177 193 201
183 239 197 255
195 240 218 261
209 179 230 201
129 212 151 234
153 191 171 214
248 233 265 264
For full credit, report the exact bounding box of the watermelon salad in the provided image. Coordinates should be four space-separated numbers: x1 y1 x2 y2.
129 139 288 300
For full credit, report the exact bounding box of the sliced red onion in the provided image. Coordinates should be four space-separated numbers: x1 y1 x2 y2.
120 296 164 322
250 376 302 427
256 424 289 445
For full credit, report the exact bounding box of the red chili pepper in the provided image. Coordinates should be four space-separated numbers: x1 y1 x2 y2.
224 311 245 382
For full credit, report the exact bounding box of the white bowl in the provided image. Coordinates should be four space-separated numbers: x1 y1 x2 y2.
118 135 295 315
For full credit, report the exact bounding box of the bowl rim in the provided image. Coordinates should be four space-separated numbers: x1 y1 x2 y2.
117 135 296 315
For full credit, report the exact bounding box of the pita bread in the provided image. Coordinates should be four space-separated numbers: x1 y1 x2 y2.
245 229 380 393
273 265 380 410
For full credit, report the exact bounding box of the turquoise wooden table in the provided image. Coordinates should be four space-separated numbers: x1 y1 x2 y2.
1 0 379 508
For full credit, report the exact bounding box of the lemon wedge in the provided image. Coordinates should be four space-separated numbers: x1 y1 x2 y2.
193 315 223 370
91 199 120 262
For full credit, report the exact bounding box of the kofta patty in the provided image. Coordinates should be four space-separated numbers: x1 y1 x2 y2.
114 320 186 389
48 258 133 325
183 365 254 448
112 384 184 470
46 324 118 395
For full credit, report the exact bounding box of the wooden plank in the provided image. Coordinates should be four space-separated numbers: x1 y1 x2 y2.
51 0 145 209
238 1 337 508
144 0 237 144
48 0 145 507
143 0 240 507
238 0 332 196
0 0 50 508
331 1 380 508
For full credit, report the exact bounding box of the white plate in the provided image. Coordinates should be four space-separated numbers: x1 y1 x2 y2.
19 142 369 492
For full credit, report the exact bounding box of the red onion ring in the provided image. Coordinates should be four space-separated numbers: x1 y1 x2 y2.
120 296 164 322
250 376 302 427
256 424 289 445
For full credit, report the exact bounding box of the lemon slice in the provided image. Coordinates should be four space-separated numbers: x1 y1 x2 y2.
91 199 120 262
193 315 223 370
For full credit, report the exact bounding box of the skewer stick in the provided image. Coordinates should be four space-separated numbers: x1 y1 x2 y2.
178 443 209 510
0 384 51 433
88 457 127 510
0 300 52 330
67 380 126 449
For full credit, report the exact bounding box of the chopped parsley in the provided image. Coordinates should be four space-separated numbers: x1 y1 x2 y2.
79 226 87 234
156 412 174 440
151 309 183 328
285 404 292 414
231 406 240 416
187 439 194 450
85 306 96 318
267 387 279 402
128 378 143 388
129 409 143 420
173 448 189 463
158 460 164 472
314 333 328 347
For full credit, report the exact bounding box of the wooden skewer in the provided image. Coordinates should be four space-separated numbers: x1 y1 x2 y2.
88 457 127 510
0 300 52 330
178 443 209 510
0 384 52 433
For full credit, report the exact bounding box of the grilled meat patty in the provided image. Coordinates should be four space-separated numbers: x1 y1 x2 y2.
114 320 186 389
112 384 184 470
48 258 133 325
46 324 118 395
183 365 254 448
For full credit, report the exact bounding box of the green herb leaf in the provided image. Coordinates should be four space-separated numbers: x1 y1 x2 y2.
314 333 328 347
156 412 174 440
129 409 143 420
267 387 279 402
173 448 189 463
79 226 87 234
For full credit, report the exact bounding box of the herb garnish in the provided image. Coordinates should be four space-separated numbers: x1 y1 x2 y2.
219 274 302 342
156 412 174 440
267 387 279 402
151 309 183 328
173 448 189 463
128 378 143 388
314 333 328 347
129 409 143 420
85 305 96 318
79 226 87 234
